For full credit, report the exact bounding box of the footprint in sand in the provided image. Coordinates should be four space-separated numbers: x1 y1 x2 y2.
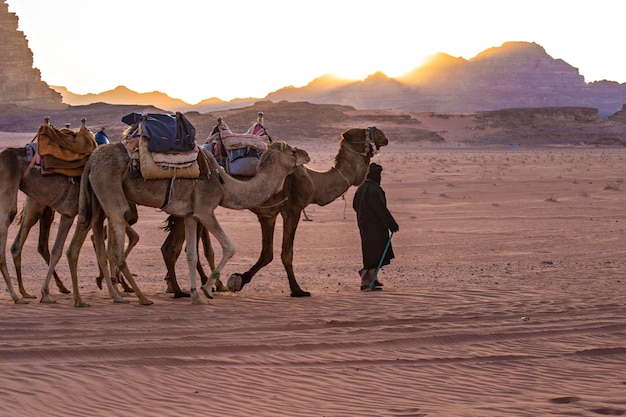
589 408 624 416
549 396 580 404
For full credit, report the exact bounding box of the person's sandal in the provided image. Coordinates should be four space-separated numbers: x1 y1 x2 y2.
361 286 382 291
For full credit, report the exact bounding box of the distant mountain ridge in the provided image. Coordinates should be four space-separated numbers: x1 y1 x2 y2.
52 42 626 117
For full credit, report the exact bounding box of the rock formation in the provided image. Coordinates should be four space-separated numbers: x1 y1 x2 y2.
268 42 626 118
0 1 65 110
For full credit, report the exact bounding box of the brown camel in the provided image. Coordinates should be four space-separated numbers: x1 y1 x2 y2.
0 119 140 304
0 120 94 304
161 127 389 297
64 141 310 306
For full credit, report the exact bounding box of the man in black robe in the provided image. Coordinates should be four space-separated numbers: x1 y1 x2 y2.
353 162 399 291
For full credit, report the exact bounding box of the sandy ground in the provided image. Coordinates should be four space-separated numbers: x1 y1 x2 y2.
1 134 626 416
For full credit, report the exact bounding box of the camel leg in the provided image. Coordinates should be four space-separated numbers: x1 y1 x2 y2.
197 213 235 301
67 202 118 307
12 202 70 298
106 217 152 306
184 215 208 305
119 223 139 293
235 213 278 291
0 208 25 304
279 210 310 297
66 210 93 307
11 200 42 299
103 222 138 297
93 224 134 294
162 218 217 297
199 224 222 290
40 215 74 303
38 205 71 294
0 153 27 304
111 207 138 294
160 216 188 297
93 212 127 303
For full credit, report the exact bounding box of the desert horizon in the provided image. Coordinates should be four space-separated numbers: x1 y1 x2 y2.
1 129 625 415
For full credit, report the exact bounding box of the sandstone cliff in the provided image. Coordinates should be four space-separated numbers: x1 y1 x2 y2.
0 1 65 110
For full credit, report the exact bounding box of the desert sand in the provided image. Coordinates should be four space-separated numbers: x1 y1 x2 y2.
1 133 626 416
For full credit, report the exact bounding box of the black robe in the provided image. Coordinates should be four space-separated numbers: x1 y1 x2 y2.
353 179 397 270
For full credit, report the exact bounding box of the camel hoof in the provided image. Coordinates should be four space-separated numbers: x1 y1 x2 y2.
139 298 154 306
291 289 311 297
191 297 209 305
14 298 29 305
21 293 37 299
58 287 71 294
40 296 57 304
74 300 90 308
113 297 130 304
190 288 209 305
173 291 190 298
201 286 214 299
227 273 244 292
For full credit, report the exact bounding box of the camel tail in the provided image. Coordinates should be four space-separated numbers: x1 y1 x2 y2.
161 214 176 232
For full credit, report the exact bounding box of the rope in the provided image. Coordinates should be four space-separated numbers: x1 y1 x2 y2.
370 232 394 290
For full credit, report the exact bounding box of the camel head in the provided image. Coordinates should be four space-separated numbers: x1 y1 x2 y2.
257 141 310 174
340 127 389 157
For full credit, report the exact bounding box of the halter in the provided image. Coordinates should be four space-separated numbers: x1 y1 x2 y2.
342 126 375 158
334 126 377 218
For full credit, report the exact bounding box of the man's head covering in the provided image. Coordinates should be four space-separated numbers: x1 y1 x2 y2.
367 162 383 184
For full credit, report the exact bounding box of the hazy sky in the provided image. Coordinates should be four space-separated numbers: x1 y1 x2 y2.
6 0 626 104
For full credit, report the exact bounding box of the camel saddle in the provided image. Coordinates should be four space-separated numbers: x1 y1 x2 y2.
36 125 97 177
137 137 201 180
206 118 270 177
121 112 196 153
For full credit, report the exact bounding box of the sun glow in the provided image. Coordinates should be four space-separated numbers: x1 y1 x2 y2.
6 0 626 103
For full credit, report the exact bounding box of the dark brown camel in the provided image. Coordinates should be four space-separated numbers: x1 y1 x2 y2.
161 127 389 297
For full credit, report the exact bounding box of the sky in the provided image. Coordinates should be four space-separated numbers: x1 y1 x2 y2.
6 0 626 104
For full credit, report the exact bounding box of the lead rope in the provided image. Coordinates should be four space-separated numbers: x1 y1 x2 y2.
332 166 352 219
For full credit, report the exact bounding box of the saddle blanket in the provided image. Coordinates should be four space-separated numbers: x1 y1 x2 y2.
138 138 199 179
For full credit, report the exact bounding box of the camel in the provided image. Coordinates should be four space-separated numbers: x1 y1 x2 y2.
0 119 96 304
0 148 92 304
0 118 141 304
64 140 310 306
161 126 389 297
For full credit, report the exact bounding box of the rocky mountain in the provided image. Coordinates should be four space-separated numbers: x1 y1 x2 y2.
4 0 623 120
267 42 626 117
51 42 626 118
0 1 65 110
